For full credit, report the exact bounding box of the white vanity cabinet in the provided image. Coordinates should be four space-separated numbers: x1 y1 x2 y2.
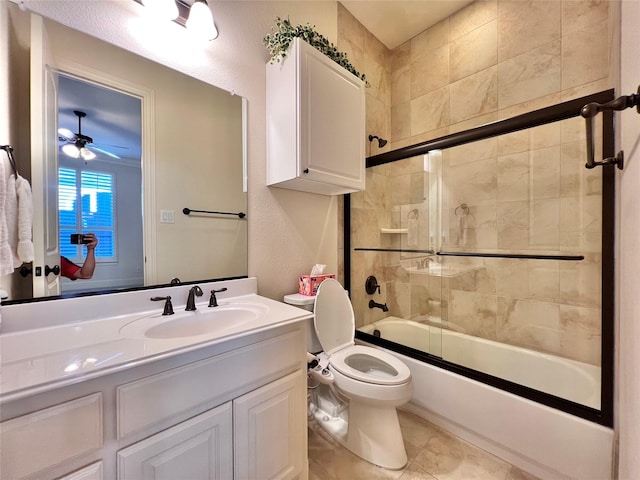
266 37 366 195
0 322 308 480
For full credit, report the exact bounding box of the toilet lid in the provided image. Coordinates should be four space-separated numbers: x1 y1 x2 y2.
313 278 355 354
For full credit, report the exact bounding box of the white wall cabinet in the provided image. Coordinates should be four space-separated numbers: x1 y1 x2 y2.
266 37 366 195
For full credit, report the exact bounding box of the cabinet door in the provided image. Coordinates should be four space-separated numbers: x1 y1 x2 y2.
57 461 103 480
117 403 232 480
234 370 307 480
299 40 365 191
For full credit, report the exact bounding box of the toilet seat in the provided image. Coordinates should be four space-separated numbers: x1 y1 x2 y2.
330 345 411 385
314 279 411 386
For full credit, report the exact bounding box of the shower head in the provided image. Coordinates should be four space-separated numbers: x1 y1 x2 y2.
368 134 387 148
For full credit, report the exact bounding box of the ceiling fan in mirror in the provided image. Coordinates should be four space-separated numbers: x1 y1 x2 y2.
58 110 123 160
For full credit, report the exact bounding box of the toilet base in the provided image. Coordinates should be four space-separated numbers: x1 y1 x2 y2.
310 391 408 470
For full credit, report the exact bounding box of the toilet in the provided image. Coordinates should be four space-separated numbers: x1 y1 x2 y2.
311 278 413 470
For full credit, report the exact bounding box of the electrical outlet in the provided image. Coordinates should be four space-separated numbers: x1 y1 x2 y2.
160 210 175 224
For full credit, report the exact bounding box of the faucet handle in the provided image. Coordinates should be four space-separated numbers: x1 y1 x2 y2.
209 287 228 307
151 296 174 315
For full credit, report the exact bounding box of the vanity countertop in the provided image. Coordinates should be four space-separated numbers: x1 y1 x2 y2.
0 278 312 404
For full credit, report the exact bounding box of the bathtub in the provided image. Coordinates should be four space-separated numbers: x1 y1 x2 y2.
358 317 613 480
358 317 601 409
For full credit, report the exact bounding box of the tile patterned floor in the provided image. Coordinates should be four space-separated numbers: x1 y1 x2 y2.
308 409 540 480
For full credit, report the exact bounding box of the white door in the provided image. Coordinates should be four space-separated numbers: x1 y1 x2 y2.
30 14 60 297
117 403 233 480
234 371 308 480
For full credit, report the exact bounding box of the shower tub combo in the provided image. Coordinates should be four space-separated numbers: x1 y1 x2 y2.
347 91 617 480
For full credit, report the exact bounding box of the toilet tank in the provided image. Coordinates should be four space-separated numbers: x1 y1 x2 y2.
283 293 322 353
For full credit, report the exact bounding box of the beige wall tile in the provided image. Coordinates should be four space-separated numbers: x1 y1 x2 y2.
391 101 411 141
450 20 497 83
498 40 561 109
497 200 529 249
496 297 562 353
497 0 561 62
411 18 449 59
450 0 498 40
498 152 529 203
411 86 450 135
562 0 610 36
450 66 498 123
411 44 450 98
530 198 561 248
446 136 497 167
559 305 601 365
562 20 609 90
391 65 410 106
446 157 497 207
531 146 561 200
448 290 498 339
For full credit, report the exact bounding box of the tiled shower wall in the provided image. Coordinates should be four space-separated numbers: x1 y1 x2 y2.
338 0 614 366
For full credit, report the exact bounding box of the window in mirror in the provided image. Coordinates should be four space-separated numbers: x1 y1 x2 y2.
59 168 116 262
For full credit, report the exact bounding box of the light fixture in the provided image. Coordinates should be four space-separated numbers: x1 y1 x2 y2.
135 0 218 41
59 111 97 161
141 0 179 21
186 0 218 41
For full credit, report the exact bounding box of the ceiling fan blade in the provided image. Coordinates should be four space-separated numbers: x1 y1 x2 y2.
88 145 121 159
93 142 129 150
58 127 76 141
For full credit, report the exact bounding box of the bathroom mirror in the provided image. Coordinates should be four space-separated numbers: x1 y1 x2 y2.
4 5 247 302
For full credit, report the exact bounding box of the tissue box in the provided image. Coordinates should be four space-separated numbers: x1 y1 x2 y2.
298 274 335 296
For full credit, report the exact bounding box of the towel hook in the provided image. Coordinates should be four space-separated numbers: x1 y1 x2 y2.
1 145 18 178
455 203 469 217
580 85 640 170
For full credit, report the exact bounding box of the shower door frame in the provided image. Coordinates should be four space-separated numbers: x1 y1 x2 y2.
345 89 615 427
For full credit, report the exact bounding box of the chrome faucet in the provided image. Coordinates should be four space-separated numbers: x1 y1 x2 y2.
369 300 389 312
186 285 203 311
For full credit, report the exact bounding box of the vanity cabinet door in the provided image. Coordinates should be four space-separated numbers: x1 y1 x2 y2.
233 370 308 480
117 403 233 480
57 461 103 480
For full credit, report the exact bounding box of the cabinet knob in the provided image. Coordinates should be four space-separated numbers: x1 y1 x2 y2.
303 168 309 174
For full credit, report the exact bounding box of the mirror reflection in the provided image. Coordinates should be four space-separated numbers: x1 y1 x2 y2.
4 4 247 303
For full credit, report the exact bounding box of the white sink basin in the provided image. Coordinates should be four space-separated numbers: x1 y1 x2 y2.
119 303 270 339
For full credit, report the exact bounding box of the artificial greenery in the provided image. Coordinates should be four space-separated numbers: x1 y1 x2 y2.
263 17 367 85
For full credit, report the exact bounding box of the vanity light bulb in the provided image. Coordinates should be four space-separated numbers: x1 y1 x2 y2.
62 143 80 158
141 0 179 21
186 0 218 41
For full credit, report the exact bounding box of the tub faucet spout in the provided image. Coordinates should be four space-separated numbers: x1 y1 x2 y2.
369 300 389 312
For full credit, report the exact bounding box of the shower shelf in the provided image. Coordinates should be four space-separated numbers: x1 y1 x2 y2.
380 228 407 234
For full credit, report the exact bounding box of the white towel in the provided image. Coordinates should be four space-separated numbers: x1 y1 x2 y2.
4 172 34 269
14 175 34 264
0 161 13 276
